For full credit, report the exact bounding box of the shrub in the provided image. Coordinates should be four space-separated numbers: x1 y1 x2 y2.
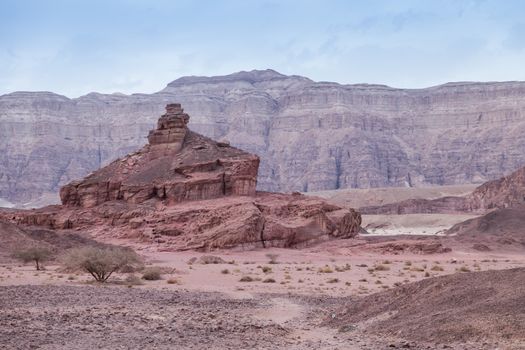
166 278 178 284
221 269 230 274
62 246 142 283
318 265 334 273
239 276 254 282
125 274 144 285
141 267 162 281
198 255 226 264
374 264 390 271
266 253 279 264
13 246 52 271
327 278 339 283
262 278 276 283
261 266 272 273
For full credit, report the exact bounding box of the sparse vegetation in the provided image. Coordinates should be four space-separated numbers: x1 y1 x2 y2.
239 276 254 282
142 267 162 281
373 264 390 271
458 266 471 273
13 246 52 271
261 266 272 273
262 278 276 283
266 253 279 264
318 265 334 273
166 278 179 284
221 269 230 274
125 274 144 285
62 246 142 283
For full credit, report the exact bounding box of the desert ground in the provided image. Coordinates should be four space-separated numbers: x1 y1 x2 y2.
2 180 525 350
2 236 525 350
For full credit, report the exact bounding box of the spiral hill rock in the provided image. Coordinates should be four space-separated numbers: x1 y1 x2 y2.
59 104 259 208
1 104 362 250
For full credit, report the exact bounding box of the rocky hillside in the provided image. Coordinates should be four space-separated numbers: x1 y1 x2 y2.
2 69 525 206
0 104 362 251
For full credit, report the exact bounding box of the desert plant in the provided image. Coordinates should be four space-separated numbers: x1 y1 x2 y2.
141 267 162 281
374 264 390 271
166 278 178 284
239 276 254 282
62 246 142 283
318 265 334 273
262 278 276 283
125 274 144 285
266 253 279 264
261 266 272 273
13 246 52 271
221 269 230 274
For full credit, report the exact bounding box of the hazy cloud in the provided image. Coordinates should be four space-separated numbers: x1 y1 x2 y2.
1 0 525 96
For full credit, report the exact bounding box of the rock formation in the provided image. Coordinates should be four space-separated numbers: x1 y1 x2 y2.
60 104 259 208
360 164 525 215
3 70 525 207
0 104 362 250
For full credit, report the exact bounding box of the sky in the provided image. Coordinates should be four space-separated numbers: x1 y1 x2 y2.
1 0 525 97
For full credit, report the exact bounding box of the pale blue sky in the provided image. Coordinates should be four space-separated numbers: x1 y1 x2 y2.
1 0 525 97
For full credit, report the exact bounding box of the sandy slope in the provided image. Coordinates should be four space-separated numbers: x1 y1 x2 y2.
308 184 477 209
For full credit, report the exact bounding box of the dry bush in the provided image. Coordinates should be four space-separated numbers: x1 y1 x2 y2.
141 267 162 281
221 269 230 274
125 274 144 285
261 266 272 273
266 253 279 264
13 246 53 271
318 265 334 273
239 276 254 282
374 264 390 271
263 278 276 283
198 255 226 264
166 278 179 284
62 246 142 283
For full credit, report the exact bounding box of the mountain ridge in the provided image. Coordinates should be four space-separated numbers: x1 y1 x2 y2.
2 69 525 206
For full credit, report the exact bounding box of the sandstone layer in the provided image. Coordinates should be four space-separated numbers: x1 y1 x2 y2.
0 104 361 250
3 70 525 206
60 104 259 208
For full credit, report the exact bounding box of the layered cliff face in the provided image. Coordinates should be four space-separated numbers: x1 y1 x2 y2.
3 70 525 206
60 104 259 208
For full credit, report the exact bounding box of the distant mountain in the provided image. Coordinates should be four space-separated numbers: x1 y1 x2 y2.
2 69 525 206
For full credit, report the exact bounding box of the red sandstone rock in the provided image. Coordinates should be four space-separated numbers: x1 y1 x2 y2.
1 104 362 251
60 104 260 208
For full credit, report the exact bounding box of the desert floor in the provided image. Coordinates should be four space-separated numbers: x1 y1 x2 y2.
1 240 524 350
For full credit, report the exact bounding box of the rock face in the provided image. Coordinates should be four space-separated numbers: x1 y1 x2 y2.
0 103 362 250
5 70 525 206
361 165 525 214
60 104 259 208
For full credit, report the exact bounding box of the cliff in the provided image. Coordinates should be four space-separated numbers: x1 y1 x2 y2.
3 70 525 206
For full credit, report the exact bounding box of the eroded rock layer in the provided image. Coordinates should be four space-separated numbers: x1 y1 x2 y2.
0 193 361 250
3 70 525 206
60 104 259 208
0 103 362 250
